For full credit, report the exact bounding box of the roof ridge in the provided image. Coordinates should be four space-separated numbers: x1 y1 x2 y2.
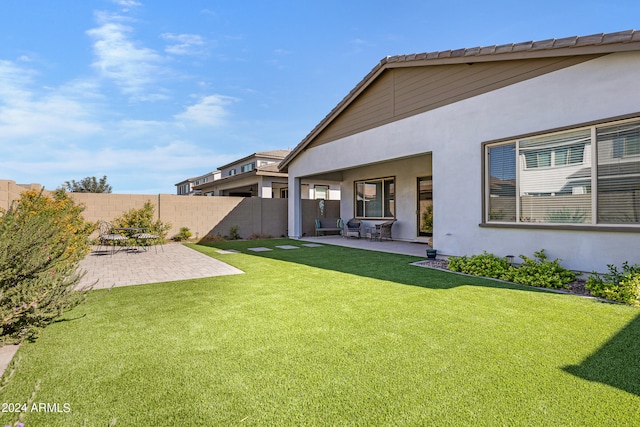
381 30 637 65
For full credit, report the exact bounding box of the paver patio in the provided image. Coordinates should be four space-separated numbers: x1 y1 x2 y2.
77 243 244 290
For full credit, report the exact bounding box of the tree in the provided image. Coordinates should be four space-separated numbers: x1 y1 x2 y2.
64 175 112 193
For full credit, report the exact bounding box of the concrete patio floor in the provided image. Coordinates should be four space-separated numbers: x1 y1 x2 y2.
298 235 432 258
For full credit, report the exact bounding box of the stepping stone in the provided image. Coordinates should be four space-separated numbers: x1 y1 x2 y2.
301 244 323 247
216 249 240 254
247 247 272 252
276 245 299 249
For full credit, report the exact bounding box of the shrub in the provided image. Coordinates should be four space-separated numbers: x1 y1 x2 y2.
172 227 193 241
248 233 273 240
586 262 640 306
0 189 95 343
200 233 225 243
229 225 241 240
112 201 171 243
448 251 513 279
448 249 575 290
503 249 576 289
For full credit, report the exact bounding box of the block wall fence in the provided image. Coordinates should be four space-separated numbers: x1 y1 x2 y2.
1 180 339 240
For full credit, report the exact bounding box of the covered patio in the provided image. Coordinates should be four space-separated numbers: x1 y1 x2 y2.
299 235 432 257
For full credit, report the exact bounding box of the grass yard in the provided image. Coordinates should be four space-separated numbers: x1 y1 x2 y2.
0 239 639 426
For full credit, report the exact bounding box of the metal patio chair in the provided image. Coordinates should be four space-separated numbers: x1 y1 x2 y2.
97 221 129 256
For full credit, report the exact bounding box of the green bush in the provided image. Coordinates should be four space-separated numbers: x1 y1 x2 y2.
112 201 171 243
448 251 512 279
173 227 193 241
586 262 640 306
0 189 94 343
448 249 575 290
229 225 241 240
502 249 576 289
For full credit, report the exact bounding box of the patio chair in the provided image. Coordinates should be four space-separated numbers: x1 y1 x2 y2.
379 221 395 241
97 221 129 255
343 218 361 238
133 231 164 253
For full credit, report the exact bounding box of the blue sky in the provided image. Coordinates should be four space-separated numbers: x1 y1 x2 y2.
0 0 637 193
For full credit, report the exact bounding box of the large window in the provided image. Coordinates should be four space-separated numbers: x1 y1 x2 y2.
485 117 640 226
355 177 395 219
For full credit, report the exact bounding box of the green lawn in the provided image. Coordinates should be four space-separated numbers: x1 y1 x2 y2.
0 239 639 426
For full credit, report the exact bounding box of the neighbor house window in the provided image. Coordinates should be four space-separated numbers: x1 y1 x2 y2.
229 169 236 176
355 177 395 219
485 117 640 226
241 163 255 173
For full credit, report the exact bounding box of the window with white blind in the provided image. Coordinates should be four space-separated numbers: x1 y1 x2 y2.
596 121 640 224
355 177 395 219
485 117 640 227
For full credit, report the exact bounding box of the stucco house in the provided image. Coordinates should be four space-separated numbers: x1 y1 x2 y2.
175 170 221 196
193 150 290 197
190 149 340 199
280 30 640 273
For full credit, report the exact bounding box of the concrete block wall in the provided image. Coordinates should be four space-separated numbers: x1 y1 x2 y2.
0 180 45 211
1 180 339 241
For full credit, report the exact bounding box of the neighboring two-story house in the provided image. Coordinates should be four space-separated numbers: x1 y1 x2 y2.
175 171 221 196
181 150 340 199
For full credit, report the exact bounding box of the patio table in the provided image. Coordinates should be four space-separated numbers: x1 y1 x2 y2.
112 227 147 252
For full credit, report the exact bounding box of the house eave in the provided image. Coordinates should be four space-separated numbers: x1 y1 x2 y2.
279 30 640 171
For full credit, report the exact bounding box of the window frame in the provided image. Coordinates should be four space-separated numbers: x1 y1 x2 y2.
354 176 396 220
482 116 640 231
241 163 255 173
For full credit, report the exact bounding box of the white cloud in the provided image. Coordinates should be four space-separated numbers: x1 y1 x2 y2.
174 95 238 126
87 12 165 99
200 9 217 17
348 38 375 54
274 48 292 56
111 0 141 9
0 61 102 140
0 60 35 98
162 33 208 56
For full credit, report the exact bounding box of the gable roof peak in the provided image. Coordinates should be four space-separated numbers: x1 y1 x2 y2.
280 30 639 171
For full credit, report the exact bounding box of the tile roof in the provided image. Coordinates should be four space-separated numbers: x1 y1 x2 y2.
382 30 639 65
218 149 292 170
255 149 292 159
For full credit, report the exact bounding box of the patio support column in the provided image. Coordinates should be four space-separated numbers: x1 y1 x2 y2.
288 176 303 238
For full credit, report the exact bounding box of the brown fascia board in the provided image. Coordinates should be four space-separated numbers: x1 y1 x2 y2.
193 169 258 189
193 168 287 190
279 30 639 171
256 170 288 178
